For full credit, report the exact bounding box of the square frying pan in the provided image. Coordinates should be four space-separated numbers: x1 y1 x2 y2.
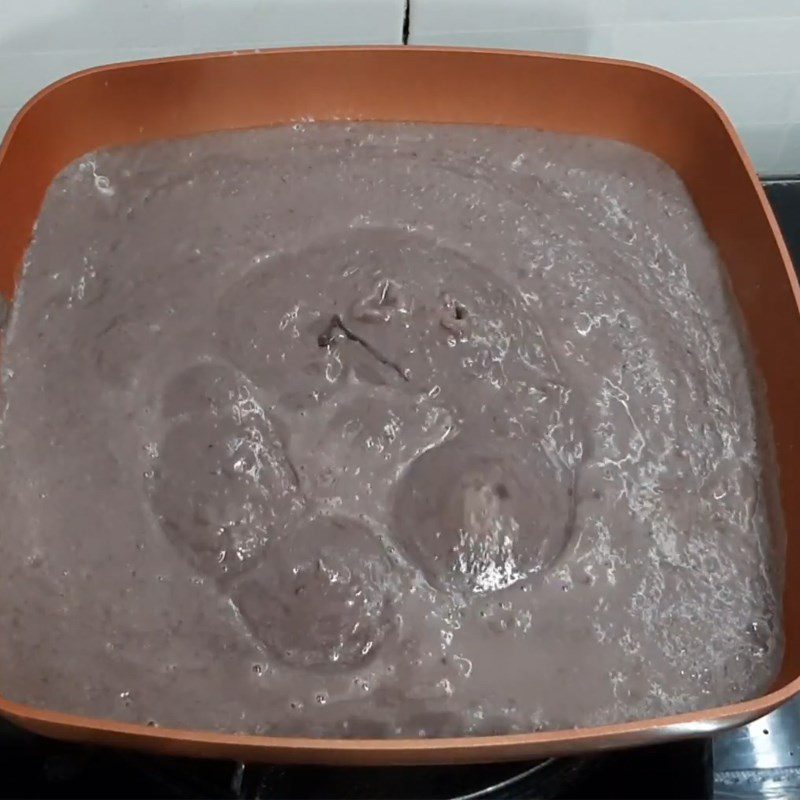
0 47 798 765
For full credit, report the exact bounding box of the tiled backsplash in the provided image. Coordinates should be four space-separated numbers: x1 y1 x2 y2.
410 0 800 175
2 0 800 174
0 0 405 141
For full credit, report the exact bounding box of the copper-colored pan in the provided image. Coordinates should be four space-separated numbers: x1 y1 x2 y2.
0 46 799 765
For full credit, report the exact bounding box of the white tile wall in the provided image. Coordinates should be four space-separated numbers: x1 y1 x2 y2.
410 0 800 175
781 122 800 170
0 0 405 138
3 1 800 175
619 1 800 23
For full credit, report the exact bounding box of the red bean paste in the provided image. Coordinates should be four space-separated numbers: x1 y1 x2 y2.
0 123 783 737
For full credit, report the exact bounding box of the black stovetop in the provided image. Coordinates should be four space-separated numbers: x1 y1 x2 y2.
1 181 797 800
0 716 711 799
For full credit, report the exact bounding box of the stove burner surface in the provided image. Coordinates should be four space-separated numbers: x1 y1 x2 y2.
0 718 712 799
